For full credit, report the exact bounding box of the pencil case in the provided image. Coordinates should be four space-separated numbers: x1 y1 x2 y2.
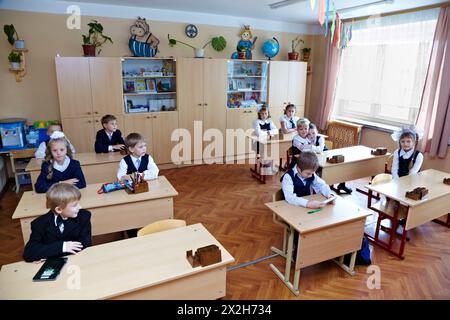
97 182 125 194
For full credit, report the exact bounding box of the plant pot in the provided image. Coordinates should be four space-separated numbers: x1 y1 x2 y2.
194 48 204 58
10 62 21 70
82 44 96 57
302 52 310 62
14 40 25 49
288 52 299 61
238 51 246 59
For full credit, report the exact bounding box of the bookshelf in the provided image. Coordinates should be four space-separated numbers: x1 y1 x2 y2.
122 58 177 113
226 60 268 109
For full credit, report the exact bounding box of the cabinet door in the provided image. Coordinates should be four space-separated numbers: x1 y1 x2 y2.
225 109 256 157
269 107 285 129
268 61 289 108
287 61 307 107
61 117 95 153
89 58 124 116
151 112 179 164
123 114 154 156
177 58 204 161
55 58 93 118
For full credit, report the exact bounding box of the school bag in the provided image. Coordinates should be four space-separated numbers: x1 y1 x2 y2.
344 237 372 266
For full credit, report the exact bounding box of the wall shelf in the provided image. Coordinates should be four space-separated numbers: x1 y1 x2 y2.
9 48 28 82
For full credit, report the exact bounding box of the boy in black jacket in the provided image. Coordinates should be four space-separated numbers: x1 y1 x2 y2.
94 114 126 153
23 183 92 262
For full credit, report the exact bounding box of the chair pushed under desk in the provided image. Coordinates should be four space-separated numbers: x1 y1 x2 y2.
266 190 371 295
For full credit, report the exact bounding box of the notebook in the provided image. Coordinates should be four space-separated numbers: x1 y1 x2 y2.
32 257 67 281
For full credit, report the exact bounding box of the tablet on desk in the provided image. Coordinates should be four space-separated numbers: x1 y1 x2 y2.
321 195 336 205
32 257 67 281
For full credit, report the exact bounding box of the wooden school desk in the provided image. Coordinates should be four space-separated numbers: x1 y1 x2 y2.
265 195 371 295
0 223 235 300
26 152 124 190
365 169 450 259
318 145 390 185
13 176 178 244
0 147 36 193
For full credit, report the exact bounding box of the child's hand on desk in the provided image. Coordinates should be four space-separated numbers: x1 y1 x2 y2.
113 144 125 150
62 178 79 185
306 200 326 209
65 241 83 254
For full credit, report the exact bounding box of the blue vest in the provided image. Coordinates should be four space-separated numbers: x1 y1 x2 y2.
124 154 149 174
259 122 271 131
398 150 420 177
281 168 315 197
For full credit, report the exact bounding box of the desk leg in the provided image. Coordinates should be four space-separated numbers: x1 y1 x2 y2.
269 226 300 296
432 214 450 228
333 252 356 276
250 154 266 184
8 153 20 193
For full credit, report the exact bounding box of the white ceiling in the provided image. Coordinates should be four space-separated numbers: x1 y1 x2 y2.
63 0 449 23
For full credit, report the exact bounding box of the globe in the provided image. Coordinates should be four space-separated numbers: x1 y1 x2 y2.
261 37 279 60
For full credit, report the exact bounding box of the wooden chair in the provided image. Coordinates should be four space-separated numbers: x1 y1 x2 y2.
326 120 362 149
137 219 186 237
271 189 290 257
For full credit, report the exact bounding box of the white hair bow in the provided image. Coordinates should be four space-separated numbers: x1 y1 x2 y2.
49 131 66 139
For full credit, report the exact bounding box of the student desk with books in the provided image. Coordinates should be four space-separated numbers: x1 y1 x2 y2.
318 145 390 185
265 195 371 295
365 169 450 259
13 176 178 244
0 223 235 300
26 152 124 190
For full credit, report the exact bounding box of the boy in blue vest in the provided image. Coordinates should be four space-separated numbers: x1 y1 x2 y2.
117 132 159 238
281 151 334 209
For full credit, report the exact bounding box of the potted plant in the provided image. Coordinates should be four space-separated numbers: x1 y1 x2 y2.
302 48 311 62
82 20 113 56
168 34 226 58
3 24 25 49
288 36 304 61
8 51 21 69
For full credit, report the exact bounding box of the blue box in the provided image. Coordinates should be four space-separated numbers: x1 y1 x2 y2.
18 173 31 185
37 128 48 144
0 119 26 149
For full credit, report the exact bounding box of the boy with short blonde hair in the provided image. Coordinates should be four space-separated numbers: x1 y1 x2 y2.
94 114 126 153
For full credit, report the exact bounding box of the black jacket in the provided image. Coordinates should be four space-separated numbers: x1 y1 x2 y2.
94 129 125 153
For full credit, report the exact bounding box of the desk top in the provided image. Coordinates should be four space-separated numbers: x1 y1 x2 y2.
12 176 178 219
265 194 371 233
365 169 450 206
246 131 327 145
26 152 124 172
318 145 390 167
0 223 234 300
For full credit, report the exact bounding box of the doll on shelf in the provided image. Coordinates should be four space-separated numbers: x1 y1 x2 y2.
231 25 257 60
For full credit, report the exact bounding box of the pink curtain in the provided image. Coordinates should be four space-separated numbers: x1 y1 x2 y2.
315 33 342 131
416 7 450 158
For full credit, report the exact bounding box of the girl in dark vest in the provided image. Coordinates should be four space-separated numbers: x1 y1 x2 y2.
252 106 278 175
391 128 423 179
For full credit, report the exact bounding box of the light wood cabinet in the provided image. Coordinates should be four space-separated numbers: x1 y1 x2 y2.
226 108 256 157
268 61 307 118
123 112 178 164
61 117 98 154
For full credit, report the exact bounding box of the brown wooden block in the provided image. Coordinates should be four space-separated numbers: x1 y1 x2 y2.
125 180 149 194
186 244 222 268
405 187 429 200
371 147 387 156
443 178 450 185
326 154 345 163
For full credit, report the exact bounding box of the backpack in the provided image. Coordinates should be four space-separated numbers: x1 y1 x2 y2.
344 237 372 266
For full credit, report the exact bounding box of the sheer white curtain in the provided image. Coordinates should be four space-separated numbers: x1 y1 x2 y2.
332 8 439 127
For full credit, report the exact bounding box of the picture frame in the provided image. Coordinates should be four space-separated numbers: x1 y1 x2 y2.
146 79 157 93
124 80 136 93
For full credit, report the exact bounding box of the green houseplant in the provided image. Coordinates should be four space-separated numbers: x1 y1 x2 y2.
3 24 25 49
302 47 311 62
8 51 21 69
288 36 304 60
168 34 226 58
82 20 113 56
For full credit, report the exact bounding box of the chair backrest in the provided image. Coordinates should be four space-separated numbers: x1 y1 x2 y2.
324 140 333 150
371 173 392 186
273 189 285 202
326 120 362 149
137 219 186 237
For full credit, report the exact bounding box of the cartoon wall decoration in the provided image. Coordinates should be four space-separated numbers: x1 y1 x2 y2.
129 17 160 57
231 25 257 59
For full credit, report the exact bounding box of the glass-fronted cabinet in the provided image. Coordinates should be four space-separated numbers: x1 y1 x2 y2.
121 58 176 113
227 60 269 109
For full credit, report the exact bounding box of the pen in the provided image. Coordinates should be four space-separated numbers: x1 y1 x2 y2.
307 209 322 214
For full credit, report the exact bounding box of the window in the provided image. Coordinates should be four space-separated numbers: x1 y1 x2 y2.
332 9 439 127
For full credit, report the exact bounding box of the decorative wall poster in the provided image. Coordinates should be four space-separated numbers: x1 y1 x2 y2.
325 0 330 36
318 0 325 25
310 0 316 10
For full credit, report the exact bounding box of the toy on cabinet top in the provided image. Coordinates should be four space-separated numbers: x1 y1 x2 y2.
405 187 428 200
231 25 257 60
129 17 160 57
371 147 388 156
327 154 345 163
444 178 450 185
186 244 222 268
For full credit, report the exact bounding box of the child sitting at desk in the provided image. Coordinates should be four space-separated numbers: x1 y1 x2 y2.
23 183 92 262
35 132 86 193
281 151 334 209
34 122 76 160
279 104 300 134
117 132 159 238
308 123 328 152
94 114 126 153
391 128 423 179
252 105 278 175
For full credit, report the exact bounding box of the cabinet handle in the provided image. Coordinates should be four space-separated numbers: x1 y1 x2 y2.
153 116 157 119
95 120 99 123
204 103 208 106
94 111 99 114
87 112 91 115
146 116 151 119
198 103 202 106
283 102 287 105
88 120 92 123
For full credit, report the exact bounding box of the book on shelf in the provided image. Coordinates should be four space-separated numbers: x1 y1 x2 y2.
156 78 172 92
135 79 147 92
124 80 136 93
146 79 157 93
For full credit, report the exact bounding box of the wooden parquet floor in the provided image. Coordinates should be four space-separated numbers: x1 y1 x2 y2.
1 164 449 299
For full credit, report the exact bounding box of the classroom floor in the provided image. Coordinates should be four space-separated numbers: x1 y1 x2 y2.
1 164 449 299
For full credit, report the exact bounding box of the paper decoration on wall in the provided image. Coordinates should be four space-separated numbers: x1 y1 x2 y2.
310 0 316 10
315 0 352 49
318 0 325 25
129 17 160 57
325 0 330 36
